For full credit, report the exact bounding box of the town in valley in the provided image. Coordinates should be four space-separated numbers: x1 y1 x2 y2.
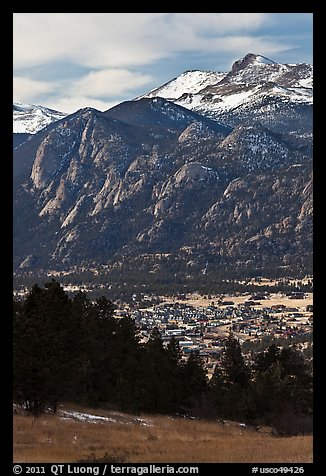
14 275 313 377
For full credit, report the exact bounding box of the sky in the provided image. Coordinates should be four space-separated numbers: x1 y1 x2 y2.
13 13 313 114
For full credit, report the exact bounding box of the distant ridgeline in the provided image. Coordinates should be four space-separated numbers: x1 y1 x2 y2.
13 272 313 301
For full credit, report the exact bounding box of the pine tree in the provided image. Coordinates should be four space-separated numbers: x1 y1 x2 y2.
164 336 184 413
253 343 280 373
208 362 229 413
40 280 78 411
208 334 250 420
248 343 313 431
113 315 143 410
221 334 251 389
140 327 170 413
13 281 77 415
82 296 118 407
166 336 183 366
69 291 97 405
180 350 207 413
247 361 287 420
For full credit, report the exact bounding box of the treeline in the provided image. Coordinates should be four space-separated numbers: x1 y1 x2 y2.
13 272 313 302
13 281 312 435
13 280 206 416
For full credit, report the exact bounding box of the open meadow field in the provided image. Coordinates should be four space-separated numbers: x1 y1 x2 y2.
14 405 313 464
163 293 313 311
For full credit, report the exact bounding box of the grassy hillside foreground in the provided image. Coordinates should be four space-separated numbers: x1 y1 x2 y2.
13 405 313 463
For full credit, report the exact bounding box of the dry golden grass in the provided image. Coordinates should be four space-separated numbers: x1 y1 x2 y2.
162 292 313 313
13 405 313 463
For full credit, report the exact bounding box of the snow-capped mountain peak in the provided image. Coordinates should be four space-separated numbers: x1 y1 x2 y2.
139 53 312 141
13 103 67 134
231 53 276 73
138 70 227 102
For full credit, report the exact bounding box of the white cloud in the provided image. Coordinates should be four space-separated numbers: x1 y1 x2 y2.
13 13 167 69
72 69 152 97
207 35 294 56
167 13 268 36
13 13 311 110
13 76 55 102
13 13 275 71
37 68 153 113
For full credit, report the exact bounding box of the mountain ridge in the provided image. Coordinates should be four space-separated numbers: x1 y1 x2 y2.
13 53 313 283
13 102 67 134
139 53 313 146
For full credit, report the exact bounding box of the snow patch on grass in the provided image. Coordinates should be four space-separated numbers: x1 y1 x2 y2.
59 410 153 426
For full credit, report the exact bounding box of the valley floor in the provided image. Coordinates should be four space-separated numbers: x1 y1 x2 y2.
13 404 313 463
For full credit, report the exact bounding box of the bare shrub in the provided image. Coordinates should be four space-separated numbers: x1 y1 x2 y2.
77 451 130 463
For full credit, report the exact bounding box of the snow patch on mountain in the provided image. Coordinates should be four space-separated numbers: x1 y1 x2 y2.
175 85 261 115
139 70 226 101
13 103 67 134
251 54 276 65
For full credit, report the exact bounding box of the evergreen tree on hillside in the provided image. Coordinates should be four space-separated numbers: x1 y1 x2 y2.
112 315 143 410
13 281 78 415
80 296 118 407
247 361 287 420
208 334 250 420
166 336 183 366
138 327 170 413
164 336 184 413
70 291 100 405
180 350 207 413
41 280 78 411
248 343 313 432
208 362 229 418
221 334 251 389
253 343 280 373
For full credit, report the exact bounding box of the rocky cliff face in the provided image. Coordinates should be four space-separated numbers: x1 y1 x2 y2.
13 54 313 281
